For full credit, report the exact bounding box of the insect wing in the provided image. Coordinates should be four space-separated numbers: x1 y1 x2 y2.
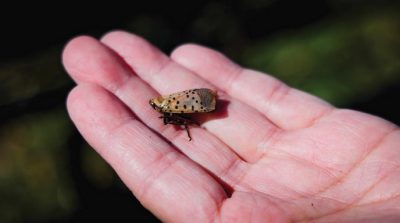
160 88 216 114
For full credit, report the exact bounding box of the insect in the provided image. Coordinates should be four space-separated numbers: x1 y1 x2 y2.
149 88 217 141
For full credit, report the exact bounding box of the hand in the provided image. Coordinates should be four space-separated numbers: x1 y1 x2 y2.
63 31 400 222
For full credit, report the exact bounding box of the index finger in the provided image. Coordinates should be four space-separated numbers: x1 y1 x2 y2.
67 84 226 222
171 44 334 129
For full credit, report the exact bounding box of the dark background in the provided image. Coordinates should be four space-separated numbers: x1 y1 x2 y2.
1 1 399 222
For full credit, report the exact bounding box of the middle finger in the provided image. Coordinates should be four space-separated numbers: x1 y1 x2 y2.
101 31 281 162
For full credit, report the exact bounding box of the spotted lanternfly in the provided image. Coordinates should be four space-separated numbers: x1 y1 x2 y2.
149 88 216 141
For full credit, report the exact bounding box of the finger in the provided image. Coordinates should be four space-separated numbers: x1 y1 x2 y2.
100 31 280 162
62 35 137 90
62 36 248 187
170 44 334 129
67 84 227 222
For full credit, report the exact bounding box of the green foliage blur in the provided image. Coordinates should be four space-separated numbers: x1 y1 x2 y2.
243 7 400 105
1 1 399 222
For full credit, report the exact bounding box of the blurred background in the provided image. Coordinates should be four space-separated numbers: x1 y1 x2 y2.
1 0 399 222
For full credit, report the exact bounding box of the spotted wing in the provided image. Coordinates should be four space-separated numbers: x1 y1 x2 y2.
161 88 216 113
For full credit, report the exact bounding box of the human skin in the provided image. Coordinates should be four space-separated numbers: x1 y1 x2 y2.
63 31 400 223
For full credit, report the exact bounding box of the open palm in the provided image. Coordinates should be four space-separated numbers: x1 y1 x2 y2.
63 31 400 222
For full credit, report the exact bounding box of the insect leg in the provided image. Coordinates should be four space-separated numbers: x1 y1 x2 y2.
163 116 168 125
162 116 181 125
160 114 194 141
185 118 199 126
170 115 199 126
175 116 193 141
160 113 174 125
184 124 192 141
